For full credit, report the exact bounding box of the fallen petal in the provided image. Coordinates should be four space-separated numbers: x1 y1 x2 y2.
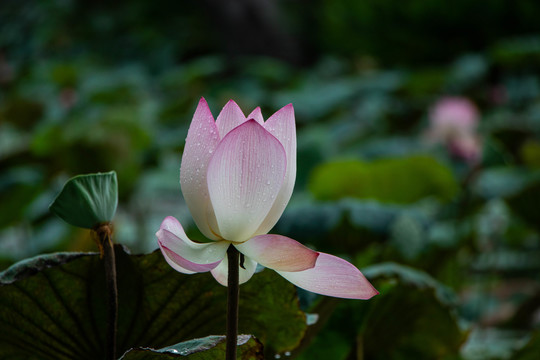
235 234 318 272
276 253 379 299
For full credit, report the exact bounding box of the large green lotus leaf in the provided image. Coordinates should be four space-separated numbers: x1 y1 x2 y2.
309 156 458 204
0 246 306 359
360 263 463 359
362 262 457 306
119 335 263 360
298 263 463 360
49 171 118 228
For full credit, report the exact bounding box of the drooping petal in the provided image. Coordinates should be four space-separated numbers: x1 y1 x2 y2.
235 234 318 272
210 253 257 286
276 253 379 299
159 249 196 274
156 216 229 273
215 100 246 139
256 104 297 234
247 107 264 125
207 120 287 242
159 244 221 273
180 98 221 240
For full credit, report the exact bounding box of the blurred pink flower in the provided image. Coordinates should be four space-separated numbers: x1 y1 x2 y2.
427 96 482 163
156 98 378 299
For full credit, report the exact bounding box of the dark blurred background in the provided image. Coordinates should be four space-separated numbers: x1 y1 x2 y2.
1 0 540 359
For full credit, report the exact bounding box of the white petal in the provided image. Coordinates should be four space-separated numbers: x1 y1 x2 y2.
207 120 287 242
210 253 257 286
215 100 246 139
256 104 296 234
180 98 221 240
156 216 229 273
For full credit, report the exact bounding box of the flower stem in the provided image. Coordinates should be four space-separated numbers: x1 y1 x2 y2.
94 223 118 360
226 245 240 360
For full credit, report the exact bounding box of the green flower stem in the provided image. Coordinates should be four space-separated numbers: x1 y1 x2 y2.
226 245 240 360
94 223 118 360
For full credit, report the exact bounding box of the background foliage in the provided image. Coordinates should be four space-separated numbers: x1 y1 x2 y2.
1 0 540 359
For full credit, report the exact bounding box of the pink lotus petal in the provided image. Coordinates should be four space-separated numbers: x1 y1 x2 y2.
210 253 257 286
256 104 296 235
156 216 229 273
207 120 287 242
276 253 379 299
159 244 223 273
429 97 479 132
215 100 246 139
180 98 221 240
247 107 264 125
159 249 196 274
235 234 318 272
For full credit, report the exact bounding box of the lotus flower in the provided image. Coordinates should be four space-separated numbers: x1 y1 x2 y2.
156 98 378 299
426 96 482 163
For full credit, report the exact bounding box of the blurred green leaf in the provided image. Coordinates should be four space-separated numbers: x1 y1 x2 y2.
344 199 404 233
50 64 79 87
461 328 529 360
506 179 540 230
0 97 44 129
472 168 540 199
362 263 462 359
403 68 446 96
0 168 44 228
490 35 540 69
276 202 343 243
49 172 118 229
119 335 263 360
508 330 540 360
309 156 458 204
521 140 540 169
0 245 306 359
274 78 358 120
390 214 426 260
299 263 462 360
363 262 457 305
